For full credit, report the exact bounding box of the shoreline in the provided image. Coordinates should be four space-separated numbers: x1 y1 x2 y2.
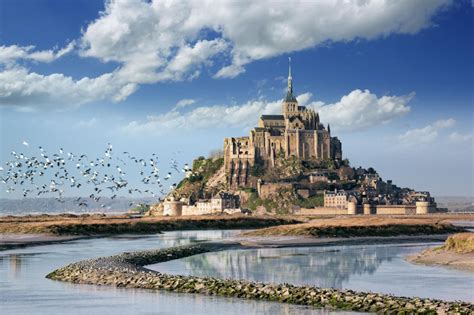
407 247 474 272
0 215 300 235
406 232 474 272
0 233 91 251
231 234 450 248
46 237 473 313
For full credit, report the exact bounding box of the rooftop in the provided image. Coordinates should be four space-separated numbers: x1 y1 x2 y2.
260 114 284 120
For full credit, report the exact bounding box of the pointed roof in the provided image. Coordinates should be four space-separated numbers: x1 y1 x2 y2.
285 57 297 103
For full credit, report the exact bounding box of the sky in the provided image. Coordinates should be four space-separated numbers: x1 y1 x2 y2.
0 0 473 199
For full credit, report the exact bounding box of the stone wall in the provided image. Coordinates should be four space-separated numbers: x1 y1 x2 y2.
296 207 348 215
258 182 293 199
182 205 220 216
163 201 182 216
375 205 416 215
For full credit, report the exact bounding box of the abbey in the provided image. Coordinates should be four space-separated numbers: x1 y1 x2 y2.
224 62 342 188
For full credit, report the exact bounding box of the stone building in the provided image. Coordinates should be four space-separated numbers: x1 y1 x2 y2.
324 189 348 208
224 61 342 189
164 191 240 216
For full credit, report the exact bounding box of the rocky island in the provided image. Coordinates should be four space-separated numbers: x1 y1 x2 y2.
156 65 446 218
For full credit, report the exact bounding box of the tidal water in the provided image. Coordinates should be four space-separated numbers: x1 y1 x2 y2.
0 231 353 315
148 243 474 303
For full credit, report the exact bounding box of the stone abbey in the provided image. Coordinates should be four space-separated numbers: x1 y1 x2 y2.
224 61 342 188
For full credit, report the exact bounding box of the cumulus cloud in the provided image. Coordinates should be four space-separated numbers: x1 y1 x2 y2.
308 90 413 131
398 118 456 145
123 89 412 134
0 66 136 109
83 0 451 79
124 99 281 134
0 0 452 109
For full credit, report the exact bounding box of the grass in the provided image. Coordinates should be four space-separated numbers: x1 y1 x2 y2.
241 216 467 238
0 214 302 236
443 232 474 253
294 195 324 208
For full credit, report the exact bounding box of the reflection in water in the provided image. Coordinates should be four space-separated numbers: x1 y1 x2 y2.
9 254 22 278
154 246 394 289
0 230 352 315
150 243 474 302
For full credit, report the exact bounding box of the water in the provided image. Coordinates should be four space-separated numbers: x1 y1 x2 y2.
148 243 474 303
0 231 350 315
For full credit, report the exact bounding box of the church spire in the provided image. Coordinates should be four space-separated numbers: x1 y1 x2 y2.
288 56 292 78
285 57 297 102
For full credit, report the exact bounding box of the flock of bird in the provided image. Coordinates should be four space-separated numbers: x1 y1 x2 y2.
1 142 191 208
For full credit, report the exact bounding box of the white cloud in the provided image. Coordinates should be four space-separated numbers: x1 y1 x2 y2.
123 89 412 134
0 66 135 110
0 0 452 108
449 132 473 143
174 99 196 110
398 118 456 145
308 89 413 131
124 99 281 134
0 42 75 65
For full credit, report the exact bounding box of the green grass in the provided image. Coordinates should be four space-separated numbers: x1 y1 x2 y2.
294 195 324 208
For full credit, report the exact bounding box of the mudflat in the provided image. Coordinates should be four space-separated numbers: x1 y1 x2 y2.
0 233 84 250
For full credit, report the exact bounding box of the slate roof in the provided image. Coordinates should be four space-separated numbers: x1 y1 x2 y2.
260 115 284 120
285 91 297 102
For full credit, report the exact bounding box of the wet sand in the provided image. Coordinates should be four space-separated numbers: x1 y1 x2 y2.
0 233 85 250
229 234 449 249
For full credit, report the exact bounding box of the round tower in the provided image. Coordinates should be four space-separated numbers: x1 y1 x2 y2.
415 201 430 215
163 200 183 216
363 203 372 215
347 199 357 215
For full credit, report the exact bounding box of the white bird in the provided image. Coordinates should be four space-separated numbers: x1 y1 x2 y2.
22 141 29 146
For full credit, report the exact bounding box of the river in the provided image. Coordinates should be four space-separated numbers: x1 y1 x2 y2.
148 242 474 302
0 231 356 315
1 231 473 314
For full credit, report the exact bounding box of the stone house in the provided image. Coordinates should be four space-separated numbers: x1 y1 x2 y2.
324 189 348 208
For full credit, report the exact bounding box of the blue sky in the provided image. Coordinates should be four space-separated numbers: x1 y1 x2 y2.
0 0 473 198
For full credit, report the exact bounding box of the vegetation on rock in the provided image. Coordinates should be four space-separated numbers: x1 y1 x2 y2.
443 232 474 253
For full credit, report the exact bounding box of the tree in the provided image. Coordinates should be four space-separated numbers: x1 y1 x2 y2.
131 203 150 214
367 167 377 174
250 163 265 177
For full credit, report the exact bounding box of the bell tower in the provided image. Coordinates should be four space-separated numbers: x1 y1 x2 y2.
282 57 298 118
